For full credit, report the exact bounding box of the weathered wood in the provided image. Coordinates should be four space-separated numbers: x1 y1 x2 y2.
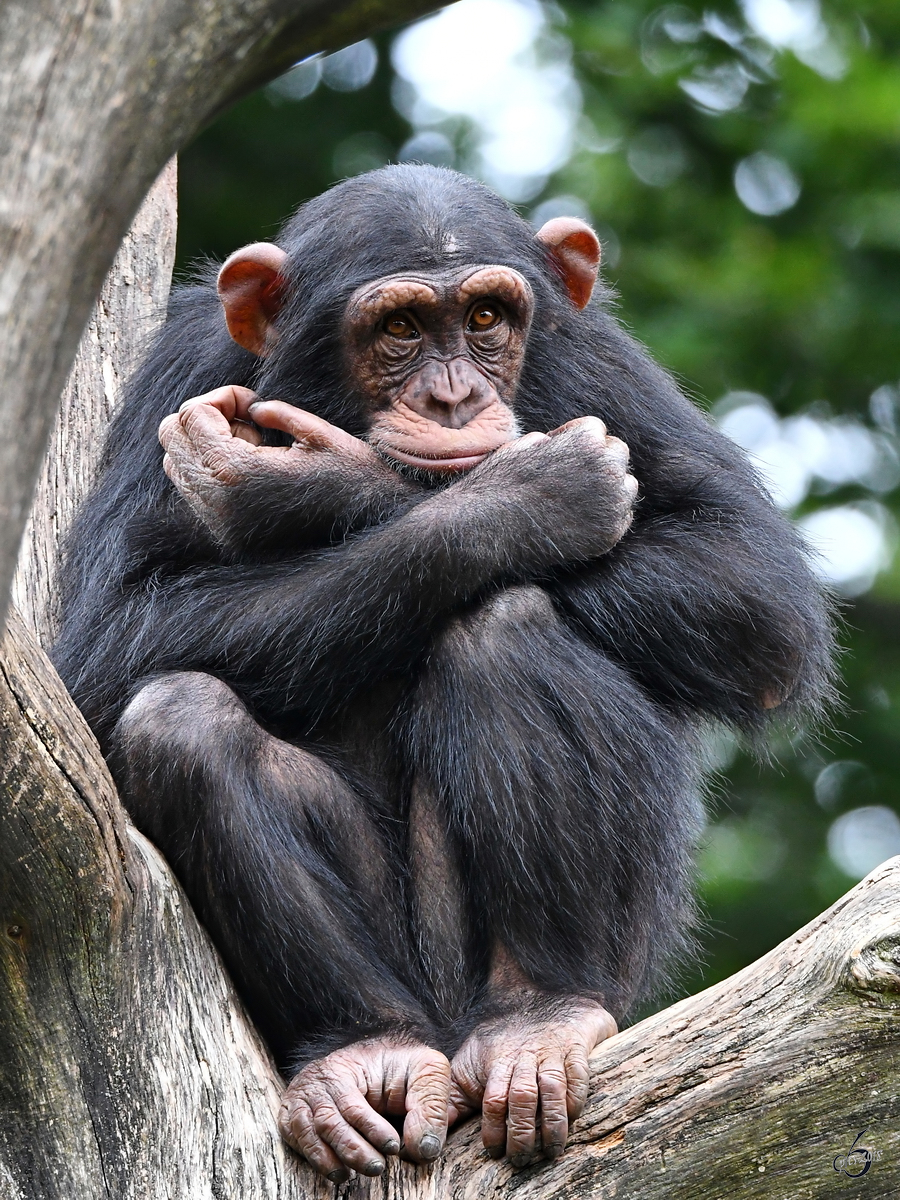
1 610 898 1197
0 0 441 628
0 610 324 1200
384 857 900 1199
11 159 177 645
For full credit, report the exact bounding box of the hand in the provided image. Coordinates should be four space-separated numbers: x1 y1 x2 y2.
461 415 639 567
279 1037 451 1183
158 386 398 548
449 998 617 1167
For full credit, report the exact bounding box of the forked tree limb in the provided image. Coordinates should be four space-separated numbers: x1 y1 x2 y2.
0 0 441 626
1 607 898 1198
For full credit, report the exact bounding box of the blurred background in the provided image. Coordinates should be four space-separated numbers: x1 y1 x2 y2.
177 0 900 1005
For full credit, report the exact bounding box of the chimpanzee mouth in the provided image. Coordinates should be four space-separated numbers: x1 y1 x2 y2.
381 446 490 472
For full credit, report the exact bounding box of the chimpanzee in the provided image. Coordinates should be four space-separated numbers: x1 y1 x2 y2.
53 164 834 1182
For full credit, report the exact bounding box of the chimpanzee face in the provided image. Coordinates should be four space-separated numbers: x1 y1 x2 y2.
214 214 600 475
341 265 534 472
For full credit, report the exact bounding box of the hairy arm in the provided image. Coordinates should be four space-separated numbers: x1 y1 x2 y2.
549 436 836 730
59 415 636 746
158 387 424 556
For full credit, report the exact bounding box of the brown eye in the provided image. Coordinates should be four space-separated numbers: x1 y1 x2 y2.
468 304 501 331
385 314 418 339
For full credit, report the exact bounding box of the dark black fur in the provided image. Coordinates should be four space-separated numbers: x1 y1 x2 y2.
53 165 835 1069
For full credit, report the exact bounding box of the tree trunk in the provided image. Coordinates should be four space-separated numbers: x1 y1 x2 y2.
11 159 178 646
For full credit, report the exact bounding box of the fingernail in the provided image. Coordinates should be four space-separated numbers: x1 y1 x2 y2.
545 1142 565 1160
362 1160 384 1176
510 1153 532 1169
384 1138 401 1155
327 1168 350 1183
419 1133 441 1160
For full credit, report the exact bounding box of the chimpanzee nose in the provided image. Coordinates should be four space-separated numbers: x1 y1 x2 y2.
403 359 496 428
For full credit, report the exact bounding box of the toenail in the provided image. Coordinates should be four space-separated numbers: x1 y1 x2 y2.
419 1134 441 1159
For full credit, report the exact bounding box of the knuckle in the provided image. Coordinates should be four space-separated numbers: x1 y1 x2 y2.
417 1049 451 1073
507 1123 536 1149
313 1106 344 1137
202 448 245 484
508 1089 539 1114
482 1094 509 1119
538 1066 568 1091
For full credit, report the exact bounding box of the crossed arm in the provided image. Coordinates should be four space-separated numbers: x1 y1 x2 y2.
86 385 637 732
154 386 822 731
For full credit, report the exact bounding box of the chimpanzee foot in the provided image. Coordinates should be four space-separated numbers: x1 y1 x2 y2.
449 999 617 1167
278 1037 451 1182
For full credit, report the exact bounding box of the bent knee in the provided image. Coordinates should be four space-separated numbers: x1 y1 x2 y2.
439 585 557 656
114 672 246 758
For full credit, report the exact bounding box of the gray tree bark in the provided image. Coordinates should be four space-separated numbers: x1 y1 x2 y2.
11 159 178 645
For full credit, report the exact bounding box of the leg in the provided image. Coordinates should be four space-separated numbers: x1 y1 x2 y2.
111 671 449 1180
403 586 702 1160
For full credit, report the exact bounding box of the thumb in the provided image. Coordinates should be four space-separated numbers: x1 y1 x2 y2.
448 1077 478 1127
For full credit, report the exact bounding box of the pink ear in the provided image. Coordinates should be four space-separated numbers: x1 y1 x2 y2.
217 242 289 356
535 217 601 310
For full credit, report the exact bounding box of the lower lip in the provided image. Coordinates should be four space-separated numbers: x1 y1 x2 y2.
384 448 490 472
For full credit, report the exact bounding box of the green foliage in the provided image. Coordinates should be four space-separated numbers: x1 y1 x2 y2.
178 1 900 1004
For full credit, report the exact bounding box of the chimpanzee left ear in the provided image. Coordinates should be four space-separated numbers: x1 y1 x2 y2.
217 242 288 356
535 218 601 310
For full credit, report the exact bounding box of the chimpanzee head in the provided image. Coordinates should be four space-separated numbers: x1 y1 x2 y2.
215 165 601 473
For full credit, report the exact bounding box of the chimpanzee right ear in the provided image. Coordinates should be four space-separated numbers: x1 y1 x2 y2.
217 242 288 356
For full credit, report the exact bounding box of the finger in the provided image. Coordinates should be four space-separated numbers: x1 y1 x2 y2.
230 419 263 446
177 384 257 421
312 1101 386 1176
334 1089 401 1157
448 1076 479 1126
505 1054 540 1166
480 1060 514 1159
601 434 630 468
158 411 190 454
248 400 363 454
624 472 639 500
537 1058 570 1160
159 422 199 484
498 431 549 456
400 1050 451 1163
564 1045 591 1120
178 400 238 452
279 1097 349 1183
548 416 607 438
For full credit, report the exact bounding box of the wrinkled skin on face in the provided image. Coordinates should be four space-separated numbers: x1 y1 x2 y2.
343 265 534 472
